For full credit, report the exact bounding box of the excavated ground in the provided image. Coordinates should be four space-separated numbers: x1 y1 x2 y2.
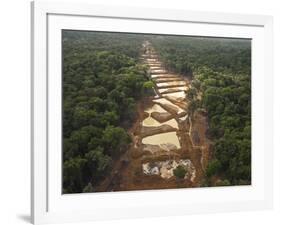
95 41 211 192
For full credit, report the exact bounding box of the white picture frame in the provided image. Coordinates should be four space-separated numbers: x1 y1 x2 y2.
31 1 273 224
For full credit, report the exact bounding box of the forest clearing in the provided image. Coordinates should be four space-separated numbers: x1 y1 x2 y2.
95 41 210 191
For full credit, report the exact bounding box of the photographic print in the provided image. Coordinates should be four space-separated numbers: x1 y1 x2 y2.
62 30 251 194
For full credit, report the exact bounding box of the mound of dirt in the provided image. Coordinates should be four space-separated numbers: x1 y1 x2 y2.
151 112 173 123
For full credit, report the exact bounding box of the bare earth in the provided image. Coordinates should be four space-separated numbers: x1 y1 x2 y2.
95 41 211 192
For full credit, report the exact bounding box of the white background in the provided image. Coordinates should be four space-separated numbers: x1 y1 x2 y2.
48 13 266 215
0 0 280 224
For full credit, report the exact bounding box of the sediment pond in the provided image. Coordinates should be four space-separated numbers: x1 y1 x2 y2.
142 131 180 149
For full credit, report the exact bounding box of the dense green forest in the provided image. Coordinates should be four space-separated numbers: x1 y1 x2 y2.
62 31 151 193
151 36 251 186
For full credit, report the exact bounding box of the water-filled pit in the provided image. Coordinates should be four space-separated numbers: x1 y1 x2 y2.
162 91 186 100
142 132 180 149
153 98 186 114
158 87 188 94
157 81 186 88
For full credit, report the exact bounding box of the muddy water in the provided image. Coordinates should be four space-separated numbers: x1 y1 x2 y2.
155 77 182 82
142 117 178 129
146 59 158 62
162 91 186 100
158 86 188 94
143 103 179 132
142 117 161 127
153 98 186 113
144 104 167 114
142 132 180 149
150 66 162 70
136 41 200 182
156 81 186 88
150 69 166 73
151 74 178 78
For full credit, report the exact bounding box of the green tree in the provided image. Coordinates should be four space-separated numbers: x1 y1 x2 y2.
206 159 221 177
173 165 187 179
63 157 87 193
143 80 154 89
102 126 131 157
85 146 112 177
